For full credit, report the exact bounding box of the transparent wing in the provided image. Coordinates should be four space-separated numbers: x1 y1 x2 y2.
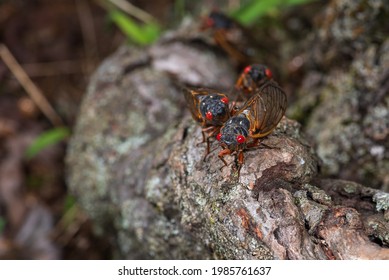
183 88 227 124
235 81 287 138
214 31 249 64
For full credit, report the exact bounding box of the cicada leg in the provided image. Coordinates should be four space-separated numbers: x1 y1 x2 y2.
197 126 214 146
246 138 279 150
218 148 232 171
199 126 220 161
246 138 259 149
203 135 214 162
236 150 244 177
218 149 244 177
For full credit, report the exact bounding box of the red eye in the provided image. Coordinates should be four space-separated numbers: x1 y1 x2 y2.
216 133 222 141
236 134 246 143
265 68 273 79
220 97 229 104
206 18 214 27
206 111 213 120
243 65 251 74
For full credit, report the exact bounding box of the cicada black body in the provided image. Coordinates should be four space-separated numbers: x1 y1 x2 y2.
216 81 287 174
184 87 231 157
235 64 273 98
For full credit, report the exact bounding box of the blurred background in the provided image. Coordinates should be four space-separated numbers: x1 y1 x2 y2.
0 0 324 259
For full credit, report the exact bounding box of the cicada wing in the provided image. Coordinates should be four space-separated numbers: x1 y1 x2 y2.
183 88 206 123
213 30 249 65
236 81 287 138
183 88 228 124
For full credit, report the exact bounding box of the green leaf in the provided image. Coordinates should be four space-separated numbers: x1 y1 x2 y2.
174 0 186 19
61 195 78 227
109 9 160 45
0 216 5 234
232 0 282 25
142 23 160 43
64 195 76 213
25 127 70 159
231 0 317 25
286 0 316 4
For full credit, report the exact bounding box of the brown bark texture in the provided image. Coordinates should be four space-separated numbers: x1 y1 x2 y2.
66 0 389 259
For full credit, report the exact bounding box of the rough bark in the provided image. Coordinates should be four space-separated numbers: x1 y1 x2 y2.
166 119 389 259
66 0 389 259
289 0 389 191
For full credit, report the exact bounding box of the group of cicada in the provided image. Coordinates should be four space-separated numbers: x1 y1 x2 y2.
184 64 287 176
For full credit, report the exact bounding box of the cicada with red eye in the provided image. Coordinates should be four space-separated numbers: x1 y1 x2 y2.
235 64 273 98
201 11 257 67
216 81 287 175
184 87 231 158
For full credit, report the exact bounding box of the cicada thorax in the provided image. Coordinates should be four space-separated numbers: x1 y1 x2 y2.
217 115 250 150
216 114 251 172
199 94 230 127
235 64 273 98
183 88 230 127
217 80 287 175
184 87 231 159
202 11 234 30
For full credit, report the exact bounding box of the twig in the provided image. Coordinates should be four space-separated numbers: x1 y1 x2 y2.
22 60 83 77
105 0 157 24
0 44 64 126
76 0 99 74
52 204 88 246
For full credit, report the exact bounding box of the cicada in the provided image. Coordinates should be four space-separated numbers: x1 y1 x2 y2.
201 11 258 67
184 87 231 157
235 64 274 98
216 81 287 174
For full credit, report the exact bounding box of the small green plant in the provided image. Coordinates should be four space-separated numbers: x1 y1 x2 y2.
107 0 316 44
231 0 317 25
0 216 5 234
64 195 76 213
25 127 70 159
61 195 78 227
109 9 160 45
174 0 186 20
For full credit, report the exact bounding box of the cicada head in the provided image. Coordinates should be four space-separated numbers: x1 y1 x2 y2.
217 115 250 150
202 10 234 30
199 94 230 126
236 64 273 95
